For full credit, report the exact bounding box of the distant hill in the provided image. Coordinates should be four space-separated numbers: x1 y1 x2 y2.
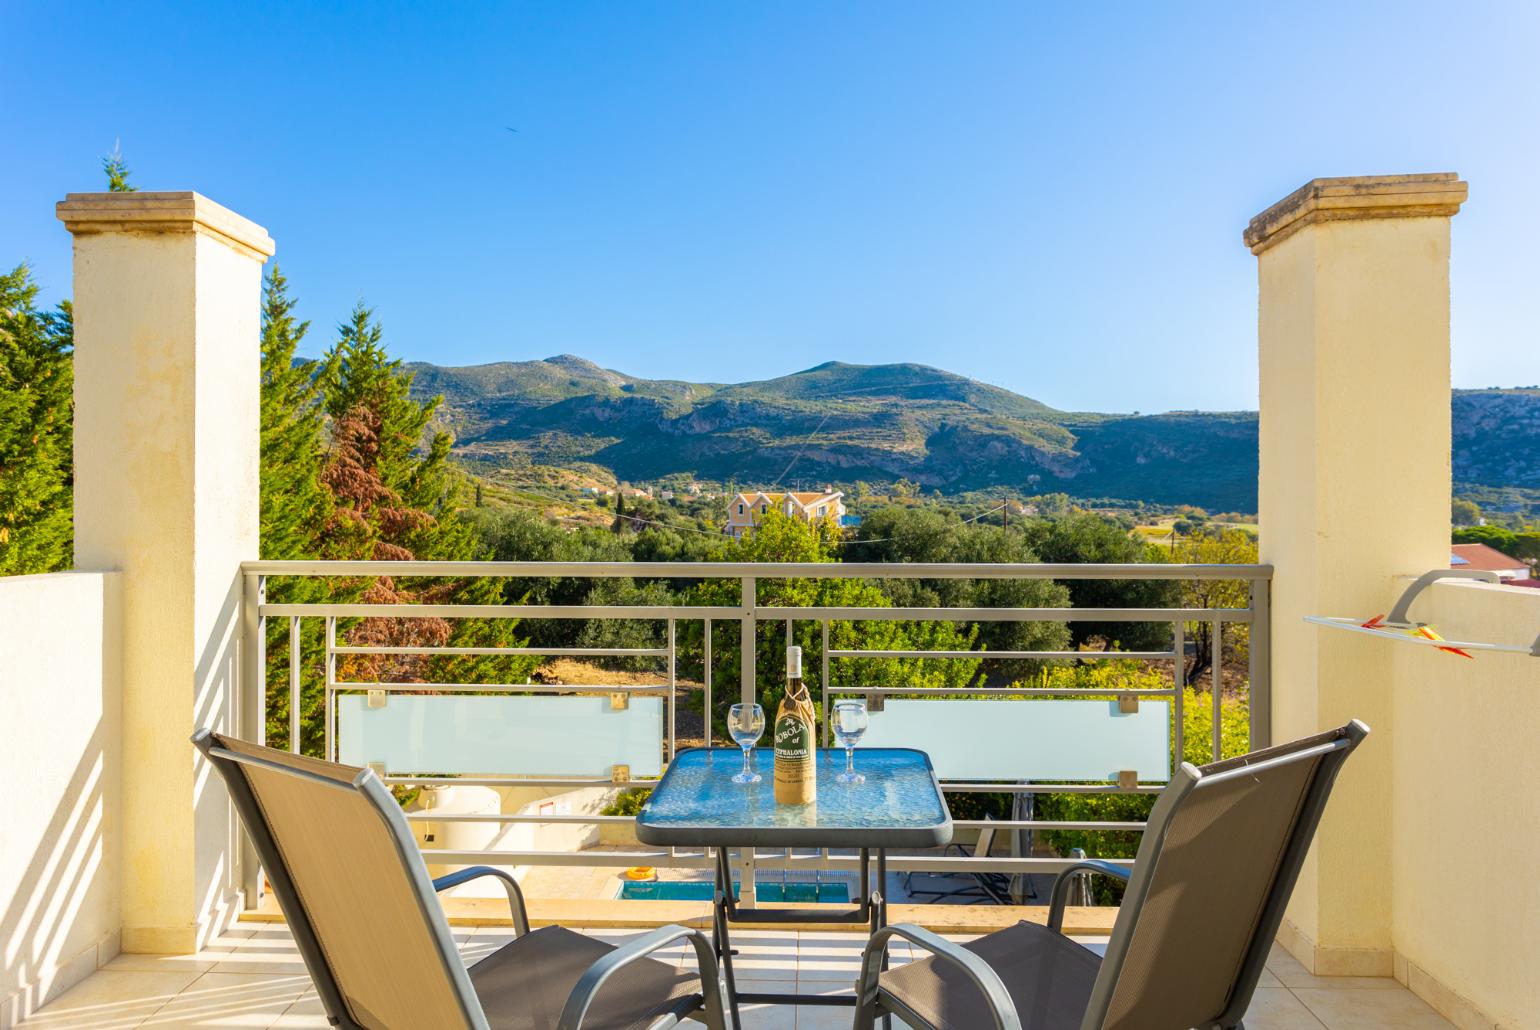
404 357 1540 514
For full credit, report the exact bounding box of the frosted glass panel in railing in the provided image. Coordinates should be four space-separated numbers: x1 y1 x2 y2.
338 695 664 777
858 699 1170 782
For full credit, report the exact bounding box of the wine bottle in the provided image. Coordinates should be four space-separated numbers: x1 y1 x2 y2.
773 646 817 805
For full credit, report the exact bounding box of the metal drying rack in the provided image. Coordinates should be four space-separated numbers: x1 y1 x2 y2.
1304 569 1540 658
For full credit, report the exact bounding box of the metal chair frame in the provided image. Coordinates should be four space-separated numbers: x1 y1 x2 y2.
853 721 1370 1030
193 730 729 1030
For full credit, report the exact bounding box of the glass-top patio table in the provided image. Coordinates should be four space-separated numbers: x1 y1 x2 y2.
636 747 952 1026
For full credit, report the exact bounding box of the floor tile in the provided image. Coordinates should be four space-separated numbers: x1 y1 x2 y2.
1293 987 1455 1029
103 953 220 975
139 972 310 1028
1240 988 1329 1030
17 970 201 1029
204 933 306 977
104 928 257 975
726 932 800 981
795 934 865 982
731 979 800 1030
269 995 330 1029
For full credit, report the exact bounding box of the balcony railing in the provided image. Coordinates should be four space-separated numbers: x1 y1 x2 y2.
238 560 1272 903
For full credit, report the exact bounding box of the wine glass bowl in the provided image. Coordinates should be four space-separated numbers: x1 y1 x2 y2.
728 703 765 784
832 700 869 783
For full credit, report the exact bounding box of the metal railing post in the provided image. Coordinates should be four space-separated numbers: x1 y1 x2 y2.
739 575 757 907
238 572 265 907
1212 621 1223 761
667 618 676 761
740 576 756 705
821 619 831 747
1173 619 1185 767
702 618 712 748
1249 576 1272 749
288 616 302 754
324 615 337 762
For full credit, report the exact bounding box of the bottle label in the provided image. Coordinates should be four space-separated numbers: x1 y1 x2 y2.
775 715 812 761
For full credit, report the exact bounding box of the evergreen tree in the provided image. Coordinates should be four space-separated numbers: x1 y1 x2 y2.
260 266 333 562
258 268 342 748
612 491 629 532
0 264 73 575
316 304 533 690
103 141 136 192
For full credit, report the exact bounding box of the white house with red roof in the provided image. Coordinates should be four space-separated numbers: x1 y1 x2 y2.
1450 543 1532 581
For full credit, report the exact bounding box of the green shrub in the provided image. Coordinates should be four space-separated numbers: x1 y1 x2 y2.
601 787 653 817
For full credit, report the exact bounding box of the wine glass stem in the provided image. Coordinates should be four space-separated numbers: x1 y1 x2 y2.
742 746 752 777
845 747 854 775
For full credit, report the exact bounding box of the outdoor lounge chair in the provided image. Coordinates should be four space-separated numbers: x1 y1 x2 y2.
193 730 730 1030
853 720 1369 1030
903 818 1014 905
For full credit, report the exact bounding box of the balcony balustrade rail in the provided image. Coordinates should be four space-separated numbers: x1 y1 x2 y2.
237 560 1272 904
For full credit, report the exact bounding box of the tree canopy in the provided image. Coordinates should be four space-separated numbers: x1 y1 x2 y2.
0 264 73 576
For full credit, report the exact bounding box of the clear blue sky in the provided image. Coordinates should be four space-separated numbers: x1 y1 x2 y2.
3 2 1535 412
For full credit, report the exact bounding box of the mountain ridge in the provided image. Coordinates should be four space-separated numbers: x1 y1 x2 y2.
404 357 1539 513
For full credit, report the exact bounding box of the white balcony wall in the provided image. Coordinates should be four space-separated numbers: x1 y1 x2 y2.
0 572 122 1029
1389 580 1540 1028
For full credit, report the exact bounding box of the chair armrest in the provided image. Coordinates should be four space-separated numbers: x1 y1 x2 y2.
558 924 728 1030
856 923 1022 1030
431 866 529 937
1047 860 1132 932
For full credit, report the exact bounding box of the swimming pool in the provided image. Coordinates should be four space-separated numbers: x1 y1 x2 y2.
617 880 851 903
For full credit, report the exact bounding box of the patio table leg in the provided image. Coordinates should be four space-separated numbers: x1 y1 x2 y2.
713 847 743 1030
875 848 891 1030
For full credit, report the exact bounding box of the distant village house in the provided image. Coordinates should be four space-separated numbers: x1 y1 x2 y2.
726 489 846 539
1450 543 1533 582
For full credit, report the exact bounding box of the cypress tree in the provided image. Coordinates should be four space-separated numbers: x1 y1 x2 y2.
0 264 73 575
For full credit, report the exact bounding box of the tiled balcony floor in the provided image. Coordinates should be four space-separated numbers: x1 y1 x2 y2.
20 923 1453 1029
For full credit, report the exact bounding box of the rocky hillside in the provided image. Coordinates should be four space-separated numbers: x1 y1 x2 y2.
1453 389 1540 488
405 357 1538 513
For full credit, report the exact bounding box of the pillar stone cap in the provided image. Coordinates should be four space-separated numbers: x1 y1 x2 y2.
1244 173 1467 255
57 191 275 260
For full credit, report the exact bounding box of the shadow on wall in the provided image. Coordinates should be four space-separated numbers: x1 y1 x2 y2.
0 572 122 1024
191 569 245 948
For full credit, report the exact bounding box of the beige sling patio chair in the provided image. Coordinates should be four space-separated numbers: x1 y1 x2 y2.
852 720 1369 1030
193 730 730 1030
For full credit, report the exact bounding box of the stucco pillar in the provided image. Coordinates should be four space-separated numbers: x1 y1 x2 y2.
58 192 272 954
1247 174 1466 975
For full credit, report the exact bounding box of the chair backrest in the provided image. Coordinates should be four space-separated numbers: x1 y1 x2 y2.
194 730 487 1030
1083 721 1368 1030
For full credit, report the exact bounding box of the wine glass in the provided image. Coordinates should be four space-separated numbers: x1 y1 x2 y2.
833 700 869 784
727 703 765 784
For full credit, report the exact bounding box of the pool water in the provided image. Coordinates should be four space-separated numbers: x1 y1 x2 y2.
617 880 851 903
